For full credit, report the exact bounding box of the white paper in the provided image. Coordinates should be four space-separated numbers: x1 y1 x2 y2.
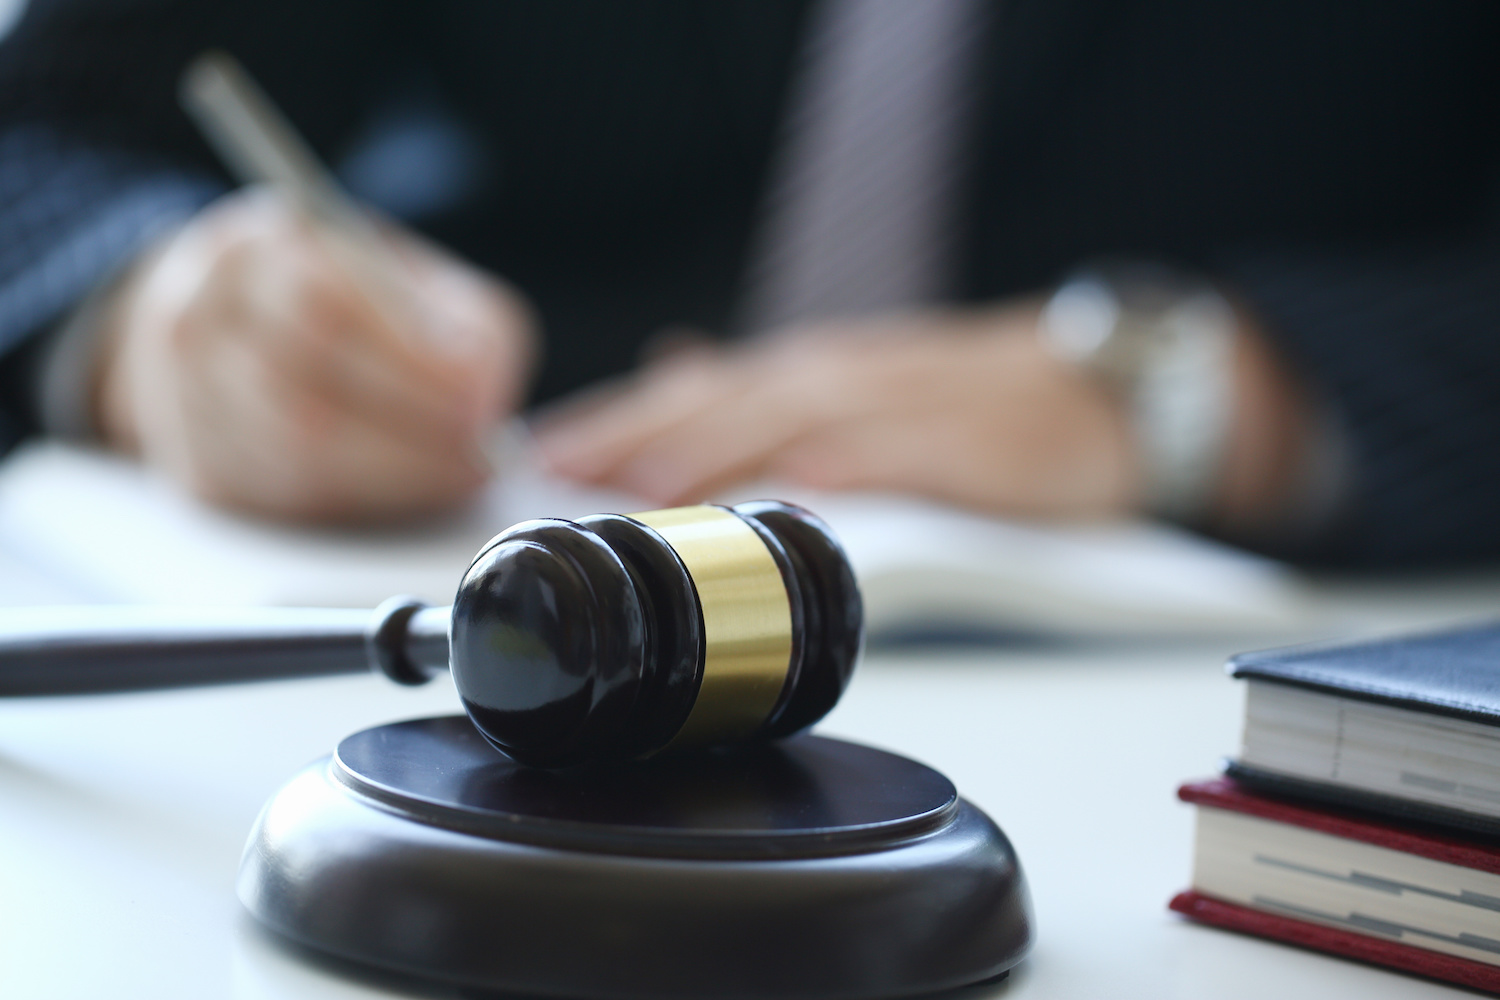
0 438 1307 635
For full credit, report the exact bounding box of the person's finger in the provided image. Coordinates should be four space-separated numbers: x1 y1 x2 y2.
767 414 992 502
590 337 940 503
98 188 523 521
309 219 538 439
238 195 508 387
534 349 741 482
172 330 489 521
529 373 636 437
126 291 482 521
598 375 830 504
235 240 497 452
769 401 1133 520
398 243 536 422
540 333 935 502
248 310 484 454
601 328 1002 506
250 202 457 380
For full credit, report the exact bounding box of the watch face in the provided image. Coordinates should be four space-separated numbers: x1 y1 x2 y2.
1041 265 1238 520
1040 275 1118 362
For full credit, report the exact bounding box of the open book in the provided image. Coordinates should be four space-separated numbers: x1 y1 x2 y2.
0 440 1308 637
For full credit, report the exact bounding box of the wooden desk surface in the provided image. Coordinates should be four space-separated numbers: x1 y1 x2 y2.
0 548 1495 998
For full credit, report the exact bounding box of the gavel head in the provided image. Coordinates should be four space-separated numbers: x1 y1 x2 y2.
449 501 862 767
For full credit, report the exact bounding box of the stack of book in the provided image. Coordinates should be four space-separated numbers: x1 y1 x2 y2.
1172 623 1500 993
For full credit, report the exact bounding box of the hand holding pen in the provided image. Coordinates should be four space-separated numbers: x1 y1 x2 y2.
94 53 535 523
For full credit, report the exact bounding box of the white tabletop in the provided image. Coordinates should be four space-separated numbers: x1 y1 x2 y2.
1 560 1495 998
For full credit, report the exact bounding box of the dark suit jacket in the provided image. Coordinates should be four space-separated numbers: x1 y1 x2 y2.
1 0 1497 567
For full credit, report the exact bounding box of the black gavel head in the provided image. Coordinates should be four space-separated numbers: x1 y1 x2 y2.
448 500 862 768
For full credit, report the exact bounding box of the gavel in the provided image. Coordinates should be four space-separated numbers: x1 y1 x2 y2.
0 501 862 767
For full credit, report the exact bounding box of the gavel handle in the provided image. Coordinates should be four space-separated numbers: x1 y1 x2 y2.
0 597 450 695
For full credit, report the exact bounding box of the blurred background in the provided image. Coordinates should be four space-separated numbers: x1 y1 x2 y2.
0 0 1496 629
4 7 1500 998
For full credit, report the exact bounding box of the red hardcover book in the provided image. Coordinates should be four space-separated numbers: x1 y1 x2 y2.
1170 778 1500 994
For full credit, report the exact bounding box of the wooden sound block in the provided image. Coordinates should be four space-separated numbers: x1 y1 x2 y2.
238 716 1032 999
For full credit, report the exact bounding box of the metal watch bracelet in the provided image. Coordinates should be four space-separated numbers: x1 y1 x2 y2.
1039 265 1237 522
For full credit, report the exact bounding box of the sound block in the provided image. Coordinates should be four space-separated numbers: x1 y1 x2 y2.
238 716 1032 999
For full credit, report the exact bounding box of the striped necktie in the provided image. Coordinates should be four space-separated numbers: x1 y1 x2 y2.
737 0 987 333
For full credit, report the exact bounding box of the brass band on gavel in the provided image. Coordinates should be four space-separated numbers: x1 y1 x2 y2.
449 500 862 767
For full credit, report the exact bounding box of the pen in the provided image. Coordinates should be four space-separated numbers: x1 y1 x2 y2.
180 51 424 338
178 50 501 468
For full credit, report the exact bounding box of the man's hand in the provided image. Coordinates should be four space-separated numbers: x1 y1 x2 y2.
535 306 1144 519
95 189 536 523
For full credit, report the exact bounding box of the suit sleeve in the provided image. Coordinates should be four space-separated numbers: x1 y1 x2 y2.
1223 239 1500 568
0 0 406 451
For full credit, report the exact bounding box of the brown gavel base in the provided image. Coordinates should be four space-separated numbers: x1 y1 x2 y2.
239 716 1032 999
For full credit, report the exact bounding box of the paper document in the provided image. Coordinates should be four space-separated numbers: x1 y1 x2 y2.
0 440 1305 636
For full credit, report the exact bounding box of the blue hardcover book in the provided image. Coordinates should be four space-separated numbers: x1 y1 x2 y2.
1225 622 1500 837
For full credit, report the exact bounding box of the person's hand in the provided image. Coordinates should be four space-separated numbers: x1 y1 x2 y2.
94 188 536 523
534 306 1144 519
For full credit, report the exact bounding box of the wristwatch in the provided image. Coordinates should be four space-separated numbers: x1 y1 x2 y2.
1039 265 1237 522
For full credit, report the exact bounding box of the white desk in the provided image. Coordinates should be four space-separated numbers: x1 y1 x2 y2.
1 566 1496 998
